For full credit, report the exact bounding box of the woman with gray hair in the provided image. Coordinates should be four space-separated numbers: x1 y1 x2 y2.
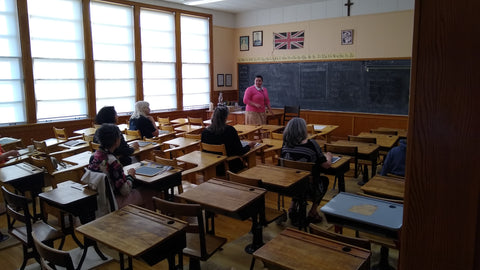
129 101 159 138
281 117 333 223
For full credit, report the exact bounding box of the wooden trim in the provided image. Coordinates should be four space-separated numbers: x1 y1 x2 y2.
238 57 411 65
134 6 143 101
175 12 183 109
83 0 96 117
16 0 35 123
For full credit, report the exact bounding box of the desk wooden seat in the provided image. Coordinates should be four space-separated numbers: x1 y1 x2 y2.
253 227 370 270
360 175 405 200
176 151 227 183
76 204 187 269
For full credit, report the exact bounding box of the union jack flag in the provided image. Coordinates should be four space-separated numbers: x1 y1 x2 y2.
274 30 305 50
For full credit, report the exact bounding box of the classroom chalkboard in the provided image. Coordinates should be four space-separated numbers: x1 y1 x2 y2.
238 60 411 115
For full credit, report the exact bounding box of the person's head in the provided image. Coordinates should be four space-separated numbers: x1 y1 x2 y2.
254 75 263 88
283 117 308 148
208 105 229 135
96 123 122 150
95 106 117 125
131 101 150 119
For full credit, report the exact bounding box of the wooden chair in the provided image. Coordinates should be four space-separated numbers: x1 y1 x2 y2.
32 232 76 270
309 223 371 270
153 155 192 194
82 133 94 144
227 171 286 226
2 186 65 270
283 105 300 125
348 135 377 179
188 116 204 127
160 124 175 133
125 129 141 139
152 197 227 270
157 116 171 126
31 139 49 155
89 141 100 152
324 143 358 186
277 158 316 229
270 132 283 140
53 127 69 140
184 133 201 140
200 142 244 175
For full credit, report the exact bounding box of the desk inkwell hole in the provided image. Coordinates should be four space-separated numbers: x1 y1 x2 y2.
296 171 301 173
342 246 351 252
167 220 175 224
389 205 396 208
249 188 255 191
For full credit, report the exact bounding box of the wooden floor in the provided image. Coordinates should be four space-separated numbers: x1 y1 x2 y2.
0 155 396 270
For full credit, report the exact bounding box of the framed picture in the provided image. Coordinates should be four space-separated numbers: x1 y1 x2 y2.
225 74 232 87
253 31 263 46
341 29 354 45
217 74 224 87
240 36 249 51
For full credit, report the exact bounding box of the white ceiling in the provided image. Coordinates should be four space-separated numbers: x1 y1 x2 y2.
160 0 328 14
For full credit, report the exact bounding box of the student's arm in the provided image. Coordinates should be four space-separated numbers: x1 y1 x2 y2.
0 150 19 162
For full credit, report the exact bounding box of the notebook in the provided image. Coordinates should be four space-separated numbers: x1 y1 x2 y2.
331 156 341 164
64 140 85 147
135 164 172 177
137 141 151 147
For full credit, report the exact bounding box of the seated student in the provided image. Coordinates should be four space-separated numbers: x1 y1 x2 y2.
88 124 156 210
281 117 333 224
129 101 159 139
201 105 256 173
380 138 407 177
0 145 18 164
94 106 139 166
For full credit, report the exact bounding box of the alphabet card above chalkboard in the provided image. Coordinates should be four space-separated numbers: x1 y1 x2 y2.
238 59 411 115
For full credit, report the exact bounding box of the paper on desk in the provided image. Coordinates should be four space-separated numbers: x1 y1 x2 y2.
314 125 326 131
349 204 378 216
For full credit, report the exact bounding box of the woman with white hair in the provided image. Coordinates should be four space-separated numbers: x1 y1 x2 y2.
129 101 159 138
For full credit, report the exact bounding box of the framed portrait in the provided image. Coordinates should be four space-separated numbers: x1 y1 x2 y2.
253 31 263 47
225 74 232 87
341 29 354 45
240 36 249 51
217 74 224 87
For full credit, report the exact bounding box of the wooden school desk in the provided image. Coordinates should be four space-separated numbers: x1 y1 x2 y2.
360 175 405 200
76 204 187 270
162 137 201 158
252 227 370 270
321 154 352 192
308 124 339 143
177 178 266 253
357 132 399 151
129 140 160 160
329 140 380 182
0 137 23 151
176 150 227 182
74 127 97 137
62 150 92 167
0 162 44 219
260 137 283 163
376 127 408 139
124 160 182 200
238 164 311 228
174 124 203 133
233 124 262 140
39 181 109 269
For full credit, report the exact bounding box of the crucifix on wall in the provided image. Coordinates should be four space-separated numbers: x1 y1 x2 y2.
345 0 354 16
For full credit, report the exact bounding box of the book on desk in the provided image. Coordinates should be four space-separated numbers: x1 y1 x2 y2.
135 162 172 177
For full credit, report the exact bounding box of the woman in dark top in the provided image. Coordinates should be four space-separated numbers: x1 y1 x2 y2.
281 117 332 223
201 105 256 173
94 106 138 165
129 101 159 139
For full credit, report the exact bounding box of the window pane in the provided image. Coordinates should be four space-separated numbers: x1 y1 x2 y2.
0 0 25 124
141 8 176 110
181 15 210 109
91 1 135 113
28 0 86 121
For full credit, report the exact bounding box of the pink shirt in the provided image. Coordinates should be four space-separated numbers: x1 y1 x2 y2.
243 86 271 113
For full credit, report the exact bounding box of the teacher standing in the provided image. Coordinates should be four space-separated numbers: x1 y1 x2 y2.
243 75 273 125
